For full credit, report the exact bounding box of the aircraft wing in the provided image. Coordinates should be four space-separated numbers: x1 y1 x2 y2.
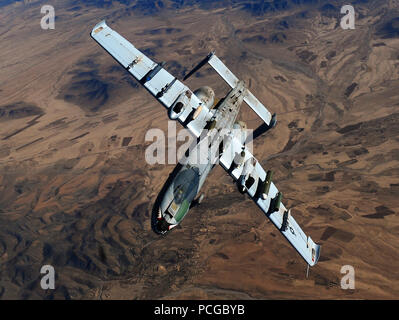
219 136 321 266
91 21 213 138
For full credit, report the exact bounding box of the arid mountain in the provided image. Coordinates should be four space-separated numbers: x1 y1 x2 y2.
0 0 398 299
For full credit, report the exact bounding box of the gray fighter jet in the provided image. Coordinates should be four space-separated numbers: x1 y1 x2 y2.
91 21 321 266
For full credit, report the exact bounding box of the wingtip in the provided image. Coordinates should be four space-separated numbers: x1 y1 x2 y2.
91 20 108 37
308 244 321 267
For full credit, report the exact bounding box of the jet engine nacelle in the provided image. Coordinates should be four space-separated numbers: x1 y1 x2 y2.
193 86 215 110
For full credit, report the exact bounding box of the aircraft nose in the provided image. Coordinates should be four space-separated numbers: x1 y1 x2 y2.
156 218 170 233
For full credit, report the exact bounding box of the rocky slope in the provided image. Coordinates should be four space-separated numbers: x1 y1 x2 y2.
0 0 398 299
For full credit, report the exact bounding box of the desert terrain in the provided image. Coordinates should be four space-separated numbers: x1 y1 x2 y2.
0 0 398 299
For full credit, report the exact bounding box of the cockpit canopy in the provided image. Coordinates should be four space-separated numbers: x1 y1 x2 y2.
172 167 200 204
165 167 200 223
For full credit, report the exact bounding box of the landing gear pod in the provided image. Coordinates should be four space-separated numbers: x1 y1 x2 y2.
168 90 191 120
260 170 273 199
169 101 185 120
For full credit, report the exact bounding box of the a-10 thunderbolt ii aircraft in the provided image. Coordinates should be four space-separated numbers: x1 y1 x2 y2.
91 21 321 267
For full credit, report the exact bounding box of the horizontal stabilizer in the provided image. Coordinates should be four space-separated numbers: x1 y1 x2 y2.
243 90 272 126
188 52 273 126
208 54 239 88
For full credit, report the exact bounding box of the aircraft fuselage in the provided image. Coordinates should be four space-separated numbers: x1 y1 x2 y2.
155 81 246 234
